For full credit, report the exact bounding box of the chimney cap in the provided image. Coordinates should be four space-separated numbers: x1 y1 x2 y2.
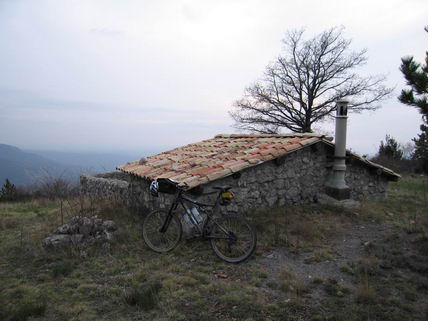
336 99 349 116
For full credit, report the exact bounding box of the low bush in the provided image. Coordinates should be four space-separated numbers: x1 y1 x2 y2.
355 281 377 305
323 278 350 297
0 287 47 321
51 259 78 278
123 281 162 311
8 300 47 321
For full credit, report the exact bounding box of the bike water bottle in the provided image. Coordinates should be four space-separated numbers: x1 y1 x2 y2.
190 207 202 224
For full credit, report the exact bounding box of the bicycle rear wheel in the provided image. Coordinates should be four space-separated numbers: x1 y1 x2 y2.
210 215 256 263
143 210 182 253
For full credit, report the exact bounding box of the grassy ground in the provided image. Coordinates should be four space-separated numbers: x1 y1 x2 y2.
0 176 427 321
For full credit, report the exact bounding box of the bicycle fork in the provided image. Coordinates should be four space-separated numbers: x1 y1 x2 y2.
159 201 179 233
159 213 173 233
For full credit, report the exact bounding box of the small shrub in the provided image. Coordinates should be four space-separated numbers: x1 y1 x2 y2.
123 281 161 311
77 283 100 296
289 278 308 297
311 277 324 285
250 276 262 287
397 284 418 301
0 218 19 230
278 267 295 281
355 281 377 304
133 268 147 282
323 278 350 297
33 177 78 200
220 293 244 306
266 281 278 289
356 256 381 276
8 299 47 321
304 249 333 264
51 259 77 278
253 267 268 279
0 287 47 321
278 268 308 296
340 264 354 275
290 220 320 242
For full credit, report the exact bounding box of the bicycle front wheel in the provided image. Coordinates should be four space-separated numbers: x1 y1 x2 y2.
210 215 256 263
142 210 182 253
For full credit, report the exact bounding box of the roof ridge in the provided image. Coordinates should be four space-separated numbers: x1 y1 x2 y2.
214 133 325 139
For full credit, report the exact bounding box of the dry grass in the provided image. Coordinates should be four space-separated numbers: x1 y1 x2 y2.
355 280 377 305
277 267 308 297
304 248 334 264
323 278 351 298
0 175 427 320
248 204 344 253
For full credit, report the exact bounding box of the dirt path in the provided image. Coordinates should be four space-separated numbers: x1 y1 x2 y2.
256 222 400 297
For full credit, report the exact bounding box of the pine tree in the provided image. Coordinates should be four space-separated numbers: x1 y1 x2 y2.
0 179 17 202
398 26 428 122
412 124 428 173
378 135 403 160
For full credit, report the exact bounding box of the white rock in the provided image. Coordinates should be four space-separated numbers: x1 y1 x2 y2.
103 220 117 232
43 234 71 247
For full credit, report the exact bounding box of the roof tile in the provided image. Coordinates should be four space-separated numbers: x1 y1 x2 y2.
166 172 190 181
299 137 320 146
205 168 233 181
228 160 250 173
283 143 302 152
191 167 217 176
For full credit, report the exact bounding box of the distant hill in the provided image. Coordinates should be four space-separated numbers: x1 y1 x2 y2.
26 149 145 174
0 144 151 187
0 144 79 186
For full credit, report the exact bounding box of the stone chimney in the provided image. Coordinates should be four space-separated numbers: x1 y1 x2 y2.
325 99 351 200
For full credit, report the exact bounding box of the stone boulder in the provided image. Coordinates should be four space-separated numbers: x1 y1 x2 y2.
43 216 118 248
43 234 71 247
102 220 117 232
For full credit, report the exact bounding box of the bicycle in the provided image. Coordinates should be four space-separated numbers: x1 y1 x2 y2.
142 178 257 263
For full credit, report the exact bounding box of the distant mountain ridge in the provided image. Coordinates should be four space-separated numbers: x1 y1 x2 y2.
0 143 76 186
26 149 145 173
0 144 149 186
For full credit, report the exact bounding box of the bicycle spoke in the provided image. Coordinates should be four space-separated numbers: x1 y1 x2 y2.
143 210 182 252
210 215 256 263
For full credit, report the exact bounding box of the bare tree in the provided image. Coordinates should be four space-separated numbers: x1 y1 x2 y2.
230 27 393 133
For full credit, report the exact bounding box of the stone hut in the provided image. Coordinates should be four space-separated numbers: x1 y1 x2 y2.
80 133 399 214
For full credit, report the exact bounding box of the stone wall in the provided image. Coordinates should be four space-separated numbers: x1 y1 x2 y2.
80 172 131 206
80 142 390 215
345 160 388 201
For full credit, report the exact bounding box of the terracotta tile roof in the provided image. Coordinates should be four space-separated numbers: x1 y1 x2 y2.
117 133 400 189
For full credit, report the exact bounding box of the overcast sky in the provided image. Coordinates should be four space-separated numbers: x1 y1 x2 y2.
0 0 427 156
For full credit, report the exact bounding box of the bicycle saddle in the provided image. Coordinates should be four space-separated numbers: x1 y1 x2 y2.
212 186 232 192
157 178 179 186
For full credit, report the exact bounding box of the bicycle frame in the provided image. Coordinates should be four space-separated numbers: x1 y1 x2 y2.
159 188 231 240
